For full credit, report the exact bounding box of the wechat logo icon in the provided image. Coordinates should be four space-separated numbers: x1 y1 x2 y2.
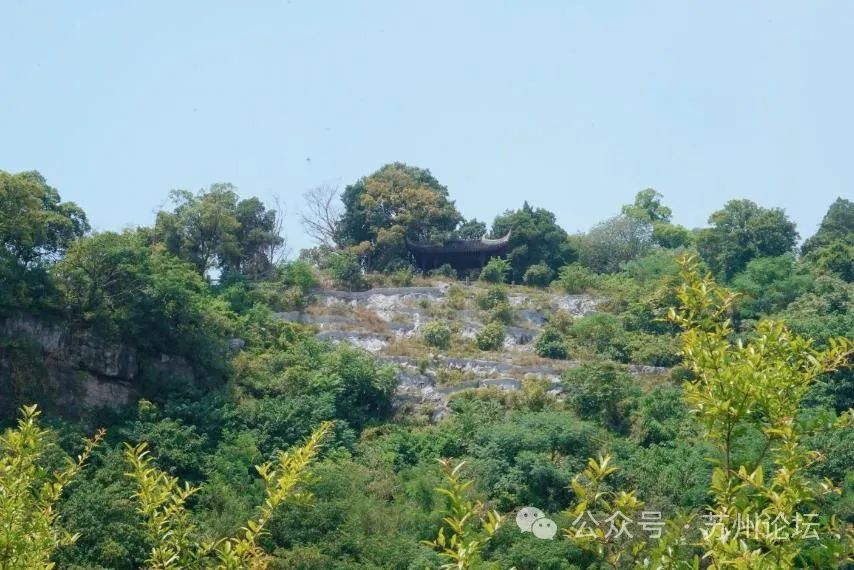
516 506 557 539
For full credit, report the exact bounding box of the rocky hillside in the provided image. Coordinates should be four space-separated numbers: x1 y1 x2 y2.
277 281 669 422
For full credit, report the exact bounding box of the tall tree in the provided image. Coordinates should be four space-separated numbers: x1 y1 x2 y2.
801 198 854 282
490 202 575 281
697 199 798 280
0 170 88 265
577 214 654 273
622 188 693 249
155 184 282 277
336 163 462 271
801 197 854 255
621 188 672 223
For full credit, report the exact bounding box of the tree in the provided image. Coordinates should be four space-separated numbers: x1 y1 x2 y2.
562 361 634 432
534 327 568 359
0 170 89 265
300 184 342 247
801 198 854 282
697 199 798 280
622 188 673 223
0 405 104 570
666 256 853 568
335 163 462 271
731 254 815 319
54 231 234 364
801 197 854 255
577 214 654 273
0 171 88 312
422 321 451 349
155 184 283 277
490 202 576 281
453 218 487 240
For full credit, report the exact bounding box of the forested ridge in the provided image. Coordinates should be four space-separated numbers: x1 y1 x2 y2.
1 164 852 569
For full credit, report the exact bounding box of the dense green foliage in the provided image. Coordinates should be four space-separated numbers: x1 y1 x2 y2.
336 163 462 271
479 257 510 284
490 202 576 281
422 321 452 350
1 169 853 568
697 199 798 280
155 184 283 277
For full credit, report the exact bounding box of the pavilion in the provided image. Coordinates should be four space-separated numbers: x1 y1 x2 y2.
406 231 512 273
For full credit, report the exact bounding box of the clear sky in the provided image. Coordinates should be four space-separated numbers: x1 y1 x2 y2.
2 2 852 254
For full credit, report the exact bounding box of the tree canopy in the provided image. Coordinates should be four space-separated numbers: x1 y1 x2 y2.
801 198 854 282
697 199 798 280
0 170 88 266
490 202 576 281
336 163 463 271
155 184 283 277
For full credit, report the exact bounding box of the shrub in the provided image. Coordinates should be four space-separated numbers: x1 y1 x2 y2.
388 266 414 287
281 260 319 291
428 263 457 279
422 321 451 349
535 327 568 359
479 257 510 284
475 322 505 351
324 251 365 291
522 263 554 287
562 361 635 432
475 285 507 310
487 301 513 325
0 406 104 569
548 309 574 334
569 312 627 360
554 263 601 293
625 332 681 367
445 285 467 310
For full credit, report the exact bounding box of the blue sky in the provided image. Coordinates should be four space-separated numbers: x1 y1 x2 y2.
2 2 851 254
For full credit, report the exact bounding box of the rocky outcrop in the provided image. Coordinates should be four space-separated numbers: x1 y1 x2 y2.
0 315 196 415
272 284 665 423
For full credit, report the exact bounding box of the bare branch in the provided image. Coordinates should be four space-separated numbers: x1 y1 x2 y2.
300 184 342 247
270 195 291 264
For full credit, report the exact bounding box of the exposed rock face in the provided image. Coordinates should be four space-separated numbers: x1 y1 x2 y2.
272 284 666 423
2 316 140 381
552 294 598 316
315 331 389 353
0 315 195 415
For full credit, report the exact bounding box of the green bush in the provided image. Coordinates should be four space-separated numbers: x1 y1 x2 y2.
388 266 414 286
522 263 554 287
475 322 505 351
625 332 681 367
534 327 568 359
562 361 635 432
281 260 319 291
487 301 513 325
422 321 451 349
428 263 457 279
569 312 627 360
479 257 510 284
445 285 467 310
324 251 365 291
475 285 508 310
554 263 601 293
